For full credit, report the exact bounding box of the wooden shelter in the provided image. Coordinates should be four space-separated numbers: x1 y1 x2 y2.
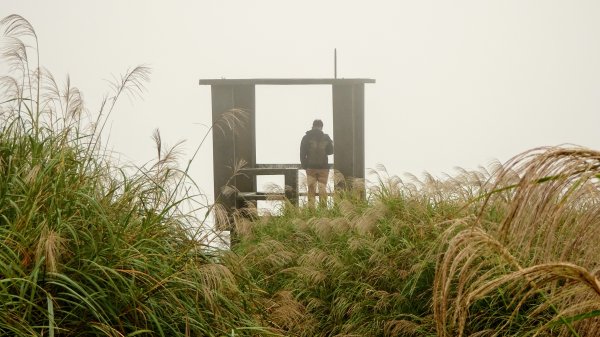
199 78 375 223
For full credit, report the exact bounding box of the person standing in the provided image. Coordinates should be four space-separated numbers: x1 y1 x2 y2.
300 119 334 208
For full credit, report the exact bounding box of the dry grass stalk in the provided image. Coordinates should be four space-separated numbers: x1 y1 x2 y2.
338 199 358 220
35 226 65 273
329 216 351 234
435 146 600 336
233 215 254 238
245 239 297 271
308 216 334 240
264 290 312 334
353 202 386 236
383 319 421 337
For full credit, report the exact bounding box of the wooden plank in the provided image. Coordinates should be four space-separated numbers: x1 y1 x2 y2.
211 84 256 224
352 84 365 180
253 163 333 169
237 192 287 201
332 83 366 189
332 84 354 188
240 167 298 175
200 78 375 86
231 85 256 209
211 85 236 214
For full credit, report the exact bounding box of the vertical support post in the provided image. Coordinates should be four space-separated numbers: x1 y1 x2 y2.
284 169 299 206
231 85 256 208
334 48 337 79
352 84 365 184
332 84 365 194
210 84 256 226
211 85 235 219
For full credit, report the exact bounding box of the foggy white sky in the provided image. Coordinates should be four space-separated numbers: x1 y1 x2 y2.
3 1 600 202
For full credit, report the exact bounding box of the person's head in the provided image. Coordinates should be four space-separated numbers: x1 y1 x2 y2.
312 119 323 130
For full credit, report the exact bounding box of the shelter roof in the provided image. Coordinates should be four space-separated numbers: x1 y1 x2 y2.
199 78 375 85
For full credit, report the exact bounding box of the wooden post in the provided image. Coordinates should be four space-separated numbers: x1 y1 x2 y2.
210 84 256 226
332 83 365 193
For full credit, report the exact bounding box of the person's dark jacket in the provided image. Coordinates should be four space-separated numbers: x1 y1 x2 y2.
300 129 334 169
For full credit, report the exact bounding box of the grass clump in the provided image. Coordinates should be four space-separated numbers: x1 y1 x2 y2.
0 14 266 336
225 167 480 336
434 147 600 337
226 148 600 337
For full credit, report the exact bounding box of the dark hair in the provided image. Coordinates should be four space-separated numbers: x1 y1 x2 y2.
312 119 323 128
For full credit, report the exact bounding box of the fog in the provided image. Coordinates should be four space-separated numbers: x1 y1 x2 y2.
3 0 600 206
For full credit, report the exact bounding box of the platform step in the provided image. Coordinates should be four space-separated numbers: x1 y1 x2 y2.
237 192 287 201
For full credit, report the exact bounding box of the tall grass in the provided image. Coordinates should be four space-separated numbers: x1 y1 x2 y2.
224 166 485 336
4 13 600 337
225 147 600 336
434 147 600 337
0 14 265 336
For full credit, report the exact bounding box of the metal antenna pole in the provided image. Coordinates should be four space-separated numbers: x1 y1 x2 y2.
334 48 337 79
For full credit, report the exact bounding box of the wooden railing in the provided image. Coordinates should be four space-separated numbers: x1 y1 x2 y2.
236 164 334 206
